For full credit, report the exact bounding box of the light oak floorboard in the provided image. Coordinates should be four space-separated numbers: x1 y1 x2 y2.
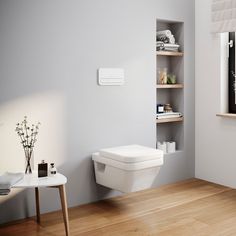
0 178 234 236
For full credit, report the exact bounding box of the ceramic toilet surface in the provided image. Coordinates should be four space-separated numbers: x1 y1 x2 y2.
92 145 164 193
99 145 163 163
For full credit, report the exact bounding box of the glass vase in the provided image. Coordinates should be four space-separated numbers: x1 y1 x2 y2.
25 150 33 174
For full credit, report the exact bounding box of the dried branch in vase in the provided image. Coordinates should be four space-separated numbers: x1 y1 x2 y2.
15 116 41 174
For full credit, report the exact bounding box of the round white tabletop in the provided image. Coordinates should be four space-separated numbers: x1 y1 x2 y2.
13 172 67 188
1 172 70 235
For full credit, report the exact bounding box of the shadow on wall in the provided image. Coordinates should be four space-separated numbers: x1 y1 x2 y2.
0 90 119 222
60 154 119 210
0 90 70 222
0 91 68 173
0 21 152 222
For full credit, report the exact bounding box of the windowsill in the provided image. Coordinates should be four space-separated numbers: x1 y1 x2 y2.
216 113 236 118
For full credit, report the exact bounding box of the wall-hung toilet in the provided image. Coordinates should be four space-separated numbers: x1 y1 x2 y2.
92 145 164 193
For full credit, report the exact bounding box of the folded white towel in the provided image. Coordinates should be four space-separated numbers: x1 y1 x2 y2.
168 35 176 44
156 30 176 44
164 48 179 52
0 189 10 195
156 30 172 37
157 113 182 119
157 112 182 117
156 41 165 46
0 172 24 195
156 41 165 51
164 44 180 48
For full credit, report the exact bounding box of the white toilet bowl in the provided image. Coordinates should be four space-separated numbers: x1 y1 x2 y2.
92 145 164 193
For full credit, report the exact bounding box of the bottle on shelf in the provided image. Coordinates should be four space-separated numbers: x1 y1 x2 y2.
38 160 48 178
157 67 168 84
49 163 57 176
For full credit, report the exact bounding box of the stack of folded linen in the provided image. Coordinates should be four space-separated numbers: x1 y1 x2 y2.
156 112 182 120
156 30 180 52
156 41 165 51
163 43 180 52
0 172 24 195
156 30 176 44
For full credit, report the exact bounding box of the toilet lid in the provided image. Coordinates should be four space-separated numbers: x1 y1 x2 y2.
99 145 163 163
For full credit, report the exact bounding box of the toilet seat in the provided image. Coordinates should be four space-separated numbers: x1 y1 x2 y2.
92 153 163 171
99 145 163 163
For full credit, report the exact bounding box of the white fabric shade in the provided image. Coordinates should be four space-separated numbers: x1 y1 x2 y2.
212 0 236 33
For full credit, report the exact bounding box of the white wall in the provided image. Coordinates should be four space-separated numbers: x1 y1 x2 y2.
196 0 236 187
0 0 195 224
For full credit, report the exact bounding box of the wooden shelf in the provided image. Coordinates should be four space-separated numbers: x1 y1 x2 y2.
156 117 183 124
156 51 184 57
216 113 236 118
156 84 184 89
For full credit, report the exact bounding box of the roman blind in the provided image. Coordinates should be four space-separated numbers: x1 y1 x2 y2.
212 0 236 33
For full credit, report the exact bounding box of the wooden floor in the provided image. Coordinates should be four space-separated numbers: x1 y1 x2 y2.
1 178 236 236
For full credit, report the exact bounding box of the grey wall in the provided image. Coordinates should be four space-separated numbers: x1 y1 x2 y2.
0 0 195 224
195 0 236 188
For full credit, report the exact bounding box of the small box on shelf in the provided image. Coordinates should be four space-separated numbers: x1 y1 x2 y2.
157 141 177 154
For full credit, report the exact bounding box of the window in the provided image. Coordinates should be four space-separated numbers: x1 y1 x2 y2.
229 32 236 113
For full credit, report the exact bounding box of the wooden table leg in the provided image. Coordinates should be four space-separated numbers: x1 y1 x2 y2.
58 185 70 236
35 187 40 223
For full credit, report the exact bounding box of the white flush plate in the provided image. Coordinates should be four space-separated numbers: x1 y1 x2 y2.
98 68 124 86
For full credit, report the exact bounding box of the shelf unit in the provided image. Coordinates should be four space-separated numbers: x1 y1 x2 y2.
156 19 184 151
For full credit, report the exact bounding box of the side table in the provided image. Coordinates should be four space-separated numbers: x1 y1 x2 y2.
13 172 70 236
